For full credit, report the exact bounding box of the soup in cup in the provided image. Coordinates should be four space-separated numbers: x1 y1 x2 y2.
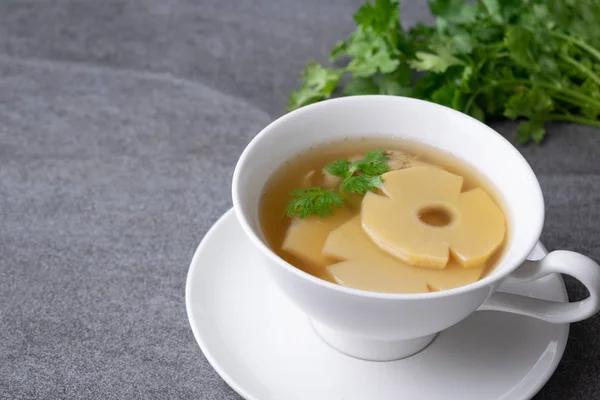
232 96 600 361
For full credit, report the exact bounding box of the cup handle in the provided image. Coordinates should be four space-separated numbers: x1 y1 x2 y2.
478 250 600 324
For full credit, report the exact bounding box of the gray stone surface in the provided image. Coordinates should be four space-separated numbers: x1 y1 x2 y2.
0 1 598 399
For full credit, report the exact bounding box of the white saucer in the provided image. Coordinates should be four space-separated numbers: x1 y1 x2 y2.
186 209 569 400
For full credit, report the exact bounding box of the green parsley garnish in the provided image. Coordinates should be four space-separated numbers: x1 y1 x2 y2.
285 188 344 218
288 0 600 145
324 149 390 194
286 149 390 218
341 175 385 195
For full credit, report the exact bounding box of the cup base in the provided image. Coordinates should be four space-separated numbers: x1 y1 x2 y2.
311 320 437 362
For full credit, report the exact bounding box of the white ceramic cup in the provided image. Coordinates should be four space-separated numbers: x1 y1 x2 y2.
232 95 600 361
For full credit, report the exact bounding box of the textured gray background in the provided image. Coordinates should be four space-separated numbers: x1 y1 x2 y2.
0 1 598 399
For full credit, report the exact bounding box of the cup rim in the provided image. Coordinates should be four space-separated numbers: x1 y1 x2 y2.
232 95 544 300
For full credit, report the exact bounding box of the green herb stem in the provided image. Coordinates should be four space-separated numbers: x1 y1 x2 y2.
387 29 399 53
465 79 600 114
559 54 600 86
492 52 510 59
550 31 600 63
523 81 600 110
547 114 600 128
551 92 594 110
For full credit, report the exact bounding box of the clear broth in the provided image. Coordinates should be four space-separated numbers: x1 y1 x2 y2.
259 137 508 290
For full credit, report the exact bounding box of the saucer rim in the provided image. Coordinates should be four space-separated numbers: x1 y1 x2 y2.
186 209 253 399
186 208 569 400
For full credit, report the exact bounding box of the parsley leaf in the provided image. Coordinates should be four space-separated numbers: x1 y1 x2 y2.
429 0 477 26
324 149 389 180
504 88 554 120
285 188 344 219
515 120 546 145
343 77 381 95
482 0 503 24
344 28 401 78
325 159 352 177
409 51 463 73
287 63 344 111
354 0 399 34
341 175 384 195
581 79 600 119
287 149 390 218
352 149 390 175
504 26 540 70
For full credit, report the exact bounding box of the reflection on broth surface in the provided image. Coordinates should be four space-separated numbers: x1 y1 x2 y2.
259 137 508 294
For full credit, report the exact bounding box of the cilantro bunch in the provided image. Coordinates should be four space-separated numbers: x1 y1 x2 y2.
288 0 600 144
286 150 390 218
